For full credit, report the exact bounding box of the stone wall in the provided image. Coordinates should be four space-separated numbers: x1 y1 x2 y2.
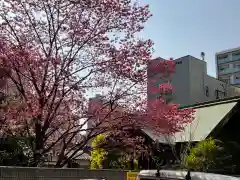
0 166 137 180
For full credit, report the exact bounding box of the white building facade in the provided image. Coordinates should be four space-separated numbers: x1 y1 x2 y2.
216 47 240 87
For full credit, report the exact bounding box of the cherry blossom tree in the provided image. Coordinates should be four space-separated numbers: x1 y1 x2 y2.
0 0 194 167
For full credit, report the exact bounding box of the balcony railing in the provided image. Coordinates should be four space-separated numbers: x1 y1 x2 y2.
232 79 240 85
218 57 230 64
218 67 240 75
218 55 240 64
232 55 240 61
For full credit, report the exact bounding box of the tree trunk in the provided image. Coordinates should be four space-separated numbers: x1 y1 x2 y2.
33 118 43 167
130 156 134 170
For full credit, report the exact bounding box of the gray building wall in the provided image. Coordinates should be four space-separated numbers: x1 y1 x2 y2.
188 56 206 103
171 56 191 105
203 76 240 101
148 55 240 106
147 56 191 105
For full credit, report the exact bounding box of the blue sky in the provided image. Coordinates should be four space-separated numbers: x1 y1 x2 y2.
139 0 240 77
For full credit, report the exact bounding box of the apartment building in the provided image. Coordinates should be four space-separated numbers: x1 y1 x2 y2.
148 55 240 106
216 47 240 87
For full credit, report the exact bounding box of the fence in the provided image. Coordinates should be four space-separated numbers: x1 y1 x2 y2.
0 166 137 180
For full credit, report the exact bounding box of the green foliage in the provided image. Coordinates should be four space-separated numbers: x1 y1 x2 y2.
183 138 240 174
90 134 139 170
0 95 36 166
183 137 220 171
90 134 107 169
0 136 30 166
104 150 138 170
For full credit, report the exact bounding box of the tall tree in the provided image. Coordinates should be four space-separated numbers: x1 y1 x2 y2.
0 0 194 167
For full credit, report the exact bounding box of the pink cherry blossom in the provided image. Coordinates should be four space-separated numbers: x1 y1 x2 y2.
0 0 194 167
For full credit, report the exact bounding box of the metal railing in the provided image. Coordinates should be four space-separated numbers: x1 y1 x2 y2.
218 55 240 64
218 68 240 75
218 57 230 64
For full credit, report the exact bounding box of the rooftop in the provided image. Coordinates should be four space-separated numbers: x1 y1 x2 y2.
180 95 240 109
152 55 203 62
144 96 240 143
216 47 240 55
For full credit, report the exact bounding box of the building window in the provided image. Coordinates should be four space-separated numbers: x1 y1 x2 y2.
176 61 182 64
215 89 225 99
205 86 209 97
215 90 219 99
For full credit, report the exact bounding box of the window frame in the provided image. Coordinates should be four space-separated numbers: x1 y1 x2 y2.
205 86 209 97
215 89 219 99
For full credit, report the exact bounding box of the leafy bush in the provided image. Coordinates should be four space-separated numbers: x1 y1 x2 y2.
90 134 106 169
183 137 220 171
104 150 139 170
0 136 30 166
90 134 139 170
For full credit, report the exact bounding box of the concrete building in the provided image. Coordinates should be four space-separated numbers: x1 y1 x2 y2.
148 55 240 106
216 47 240 87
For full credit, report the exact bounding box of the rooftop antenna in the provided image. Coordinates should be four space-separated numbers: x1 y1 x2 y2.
201 52 205 61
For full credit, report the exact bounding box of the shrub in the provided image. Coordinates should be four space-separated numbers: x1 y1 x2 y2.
183 137 219 171
90 134 106 169
90 134 139 170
